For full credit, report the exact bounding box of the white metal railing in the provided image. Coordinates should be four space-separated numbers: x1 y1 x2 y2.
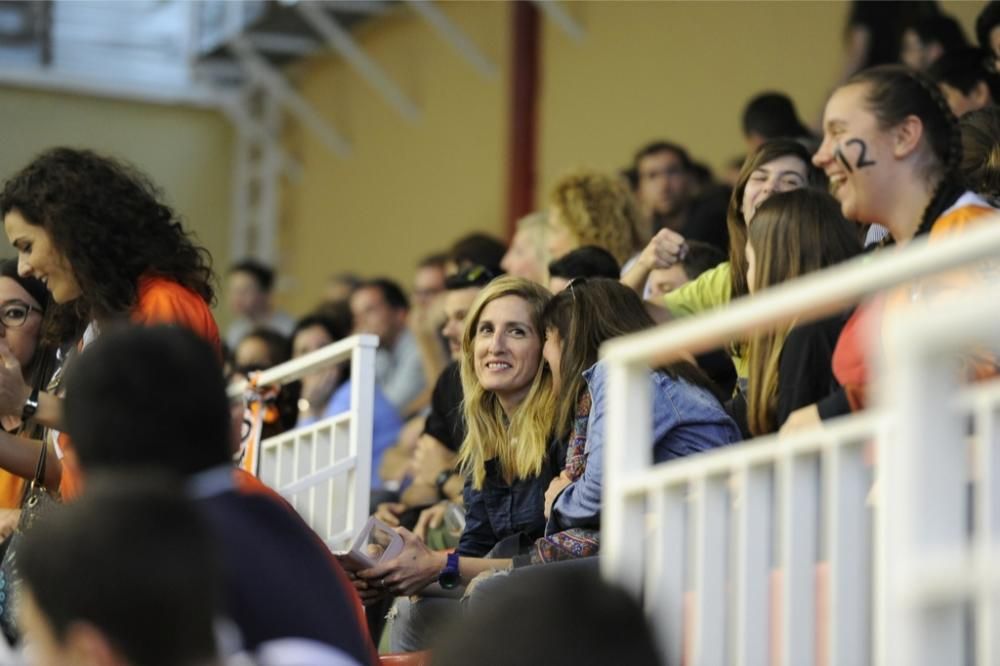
601 219 1000 666
228 333 378 552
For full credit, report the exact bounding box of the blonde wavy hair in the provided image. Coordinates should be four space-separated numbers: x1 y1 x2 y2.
550 169 644 266
457 276 555 490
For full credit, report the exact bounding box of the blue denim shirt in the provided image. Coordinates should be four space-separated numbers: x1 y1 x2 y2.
458 455 555 558
553 361 742 530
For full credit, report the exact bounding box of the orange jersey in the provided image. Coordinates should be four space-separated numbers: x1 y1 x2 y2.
834 194 999 412
58 276 220 499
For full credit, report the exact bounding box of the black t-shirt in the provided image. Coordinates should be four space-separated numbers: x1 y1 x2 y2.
730 311 849 435
423 361 465 451
776 312 849 427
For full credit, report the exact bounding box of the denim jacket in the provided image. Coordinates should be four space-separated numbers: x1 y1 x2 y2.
552 361 741 530
458 454 556 558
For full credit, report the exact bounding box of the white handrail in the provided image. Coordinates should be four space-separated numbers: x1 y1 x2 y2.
601 215 1000 666
601 217 1000 367
227 333 379 398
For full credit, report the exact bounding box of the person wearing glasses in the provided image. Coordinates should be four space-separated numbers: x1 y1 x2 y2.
0 259 54 518
0 147 220 498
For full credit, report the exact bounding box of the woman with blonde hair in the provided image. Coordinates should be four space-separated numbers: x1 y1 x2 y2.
501 211 550 286
546 169 644 266
356 277 556 651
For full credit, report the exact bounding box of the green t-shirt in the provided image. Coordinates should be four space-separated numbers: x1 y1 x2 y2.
663 262 747 379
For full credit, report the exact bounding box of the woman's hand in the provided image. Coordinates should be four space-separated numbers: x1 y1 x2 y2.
0 343 29 418
544 472 573 520
621 229 688 295
780 403 822 435
373 502 407 527
413 501 449 542
358 527 446 597
336 560 388 606
638 229 688 272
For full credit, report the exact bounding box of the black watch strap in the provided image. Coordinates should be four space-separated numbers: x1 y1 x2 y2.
21 387 40 422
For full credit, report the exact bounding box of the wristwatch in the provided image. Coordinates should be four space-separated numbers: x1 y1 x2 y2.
21 387 39 422
438 551 461 590
435 470 454 499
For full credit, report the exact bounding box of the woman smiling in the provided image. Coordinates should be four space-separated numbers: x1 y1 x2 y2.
0 147 220 494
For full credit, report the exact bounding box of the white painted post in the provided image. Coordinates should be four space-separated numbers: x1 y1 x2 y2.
780 452 820 666
734 464 773 666
601 359 652 599
691 474 729 665
645 484 687 666
348 334 378 546
823 439 871 666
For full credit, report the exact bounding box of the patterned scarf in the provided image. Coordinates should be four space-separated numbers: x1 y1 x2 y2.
530 391 601 565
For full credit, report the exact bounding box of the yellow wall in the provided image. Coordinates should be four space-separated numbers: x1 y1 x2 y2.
280 1 510 316
0 86 233 319
538 1 846 190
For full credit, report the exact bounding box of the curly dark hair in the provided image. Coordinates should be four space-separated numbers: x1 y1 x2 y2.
0 148 216 340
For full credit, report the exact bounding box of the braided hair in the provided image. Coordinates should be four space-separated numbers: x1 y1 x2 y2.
847 65 964 240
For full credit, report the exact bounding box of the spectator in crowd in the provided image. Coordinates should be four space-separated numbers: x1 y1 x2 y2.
63 326 376 665
646 240 726 300
232 327 290 372
409 253 452 397
432 562 661 666
629 139 825 390
350 278 425 415
928 47 1000 117
784 65 999 432
292 312 402 498
501 212 550 286
324 272 361 308
366 265 494 646
357 277 557 652
0 259 53 516
447 233 506 276
548 169 644 267
628 141 695 235
900 13 969 72
0 147 220 500
842 1 940 78
736 189 861 437
961 106 1000 205
977 1 1000 71
523 278 739 565
226 259 294 349
547 245 620 293
373 265 496 538
232 327 299 437
742 92 816 150
18 478 223 666
411 254 448 310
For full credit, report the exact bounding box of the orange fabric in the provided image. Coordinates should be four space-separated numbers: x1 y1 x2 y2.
233 470 379 665
131 276 221 352
833 202 998 412
0 469 24 509
57 276 220 499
